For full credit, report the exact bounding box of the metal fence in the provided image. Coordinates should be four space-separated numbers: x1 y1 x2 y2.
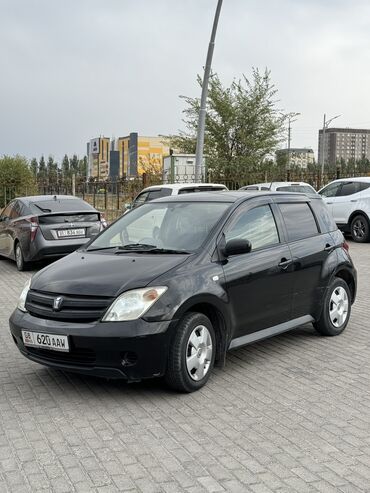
2 168 369 221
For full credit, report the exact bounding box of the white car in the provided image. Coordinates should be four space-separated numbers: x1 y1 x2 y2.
318 177 370 242
126 183 228 210
239 181 317 195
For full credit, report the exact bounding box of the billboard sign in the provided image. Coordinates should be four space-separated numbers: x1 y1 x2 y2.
90 138 100 155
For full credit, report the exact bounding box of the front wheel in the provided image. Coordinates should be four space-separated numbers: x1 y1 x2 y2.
165 312 216 392
350 214 370 242
314 278 351 336
15 243 27 271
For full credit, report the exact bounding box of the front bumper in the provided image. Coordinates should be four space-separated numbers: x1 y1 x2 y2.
9 309 174 380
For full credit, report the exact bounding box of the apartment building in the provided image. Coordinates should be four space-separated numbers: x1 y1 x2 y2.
318 128 370 166
276 148 315 169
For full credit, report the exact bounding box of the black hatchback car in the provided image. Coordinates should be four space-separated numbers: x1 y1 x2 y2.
9 191 356 392
0 195 106 270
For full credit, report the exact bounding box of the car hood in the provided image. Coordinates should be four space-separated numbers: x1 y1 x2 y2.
30 251 190 297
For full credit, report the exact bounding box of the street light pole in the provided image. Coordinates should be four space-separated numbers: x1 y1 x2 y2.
286 112 300 179
194 0 223 182
320 113 341 180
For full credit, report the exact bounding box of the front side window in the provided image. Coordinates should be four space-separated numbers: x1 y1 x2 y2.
278 203 319 242
132 192 149 208
1 203 14 219
225 205 279 251
319 182 341 198
147 188 172 200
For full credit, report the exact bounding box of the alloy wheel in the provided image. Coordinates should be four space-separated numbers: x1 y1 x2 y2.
352 218 366 239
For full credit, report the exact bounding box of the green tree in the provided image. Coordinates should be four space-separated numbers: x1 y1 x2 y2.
47 155 58 187
61 154 70 179
38 155 47 182
78 156 88 178
0 155 37 206
70 154 79 174
166 69 288 178
30 158 38 178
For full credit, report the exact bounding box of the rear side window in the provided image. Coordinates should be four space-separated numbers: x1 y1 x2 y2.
278 202 319 241
30 199 93 213
360 182 370 191
337 182 362 196
147 188 172 200
225 205 279 251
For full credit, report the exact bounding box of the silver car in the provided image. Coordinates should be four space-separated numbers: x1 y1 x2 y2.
0 195 106 270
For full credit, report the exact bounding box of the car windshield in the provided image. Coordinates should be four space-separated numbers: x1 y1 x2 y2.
87 201 230 253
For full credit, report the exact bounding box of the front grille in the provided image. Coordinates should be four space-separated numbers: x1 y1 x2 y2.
25 290 114 322
27 346 96 366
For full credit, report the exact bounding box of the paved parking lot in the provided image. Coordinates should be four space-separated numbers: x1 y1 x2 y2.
1 242 370 493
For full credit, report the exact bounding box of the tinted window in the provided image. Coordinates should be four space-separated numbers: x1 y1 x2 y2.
337 182 362 196
242 186 259 190
133 192 149 208
276 185 315 193
319 182 341 198
38 213 100 224
310 199 337 232
30 199 93 213
147 188 172 200
178 186 225 194
225 205 279 251
1 203 14 218
360 182 370 191
278 203 319 241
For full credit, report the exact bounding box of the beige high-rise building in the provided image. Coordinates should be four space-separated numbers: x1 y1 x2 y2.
318 128 370 166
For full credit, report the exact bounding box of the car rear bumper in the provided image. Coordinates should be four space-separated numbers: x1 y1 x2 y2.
27 237 91 261
9 309 173 380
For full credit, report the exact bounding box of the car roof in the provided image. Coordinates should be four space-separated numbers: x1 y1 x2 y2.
150 190 315 204
243 181 313 188
140 183 228 192
325 177 370 184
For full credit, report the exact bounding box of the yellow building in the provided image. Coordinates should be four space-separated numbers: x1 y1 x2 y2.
116 133 170 177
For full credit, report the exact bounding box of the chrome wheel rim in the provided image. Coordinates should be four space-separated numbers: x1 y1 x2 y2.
186 325 213 381
353 219 366 239
16 246 22 269
329 286 349 328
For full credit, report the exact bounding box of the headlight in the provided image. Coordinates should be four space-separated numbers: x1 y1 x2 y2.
102 287 167 322
17 278 31 312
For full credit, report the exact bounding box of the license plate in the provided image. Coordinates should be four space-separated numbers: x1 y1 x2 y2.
22 330 69 352
57 228 85 237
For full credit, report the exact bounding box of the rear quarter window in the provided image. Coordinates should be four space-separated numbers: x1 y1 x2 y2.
309 199 337 232
278 202 319 242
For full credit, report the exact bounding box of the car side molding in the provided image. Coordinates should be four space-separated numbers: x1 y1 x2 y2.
229 315 315 350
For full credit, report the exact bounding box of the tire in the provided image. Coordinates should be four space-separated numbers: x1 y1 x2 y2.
165 312 216 393
15 243 27 271
314 278 351 336
350 214 370 243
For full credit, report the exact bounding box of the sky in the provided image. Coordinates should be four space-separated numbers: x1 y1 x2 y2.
1 0 370 162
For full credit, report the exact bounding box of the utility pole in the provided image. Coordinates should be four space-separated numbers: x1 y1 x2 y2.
286 113 300 179
194 0 223 182
320 113 341 184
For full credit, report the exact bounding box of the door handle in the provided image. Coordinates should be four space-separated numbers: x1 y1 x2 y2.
326 202 333 205
324 243 333 251
350 200 357 203
278 258 293 270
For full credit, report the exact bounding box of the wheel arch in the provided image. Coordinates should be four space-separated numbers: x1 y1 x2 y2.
348 209 370 227
172 296 230 368
334 268 356 303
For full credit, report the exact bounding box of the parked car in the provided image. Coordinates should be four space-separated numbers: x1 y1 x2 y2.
318 177 370 242
125 183 228 211
10 191 356 392
240 181 317 195
0 195 107 270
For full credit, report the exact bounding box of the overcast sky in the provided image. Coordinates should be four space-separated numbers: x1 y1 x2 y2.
1 0 370 162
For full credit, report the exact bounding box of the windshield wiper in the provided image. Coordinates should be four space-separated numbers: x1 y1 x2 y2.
115 245 191 254
86 246 120 252
34 204 52 213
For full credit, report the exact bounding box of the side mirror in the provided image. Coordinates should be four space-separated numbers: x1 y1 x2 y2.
224 238 252 256
124 203 133 211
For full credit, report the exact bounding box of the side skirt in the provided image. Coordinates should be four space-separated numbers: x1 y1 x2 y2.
228 315 314 350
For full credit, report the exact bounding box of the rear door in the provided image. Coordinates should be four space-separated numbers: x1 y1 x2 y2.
318 182 343 219
276 198 334 319
221 197 294 339
330 181 364 225
0 203 14 255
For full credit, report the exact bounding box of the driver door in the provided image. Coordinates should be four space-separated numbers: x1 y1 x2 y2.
220 199 294 339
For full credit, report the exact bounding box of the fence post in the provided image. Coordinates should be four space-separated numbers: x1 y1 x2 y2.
104 183 107 210
336 167 341 180
93 186 96 208
116 181 120 211
142 173 148 188
286 169 291 182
